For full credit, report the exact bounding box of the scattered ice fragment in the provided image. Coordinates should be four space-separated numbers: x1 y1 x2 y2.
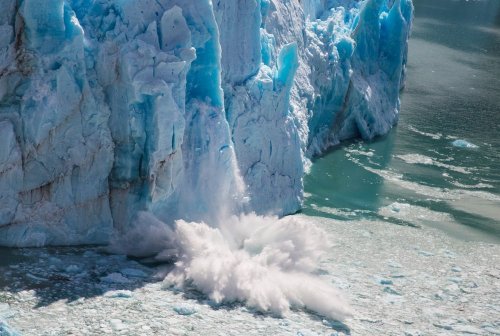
453 324 483 334
442 250 457 259
433 322 453 330
104 290 133 299
361 230 371 238
109 319 127 331
378 278 393 285
452 139 478 149
173 304 197 316
448 277 463 283
296 330 319 336
444 283 460 292
0 304 13 320
452 266 462 272
483 326 500 335
418 250 434 257
100 273 132 284
0 321 19 336
358 317 382 324
387 261 403 268
390 273 406 278
168 328 186 335
383 287 402 296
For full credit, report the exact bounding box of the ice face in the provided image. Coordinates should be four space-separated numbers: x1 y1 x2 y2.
0 0 413 246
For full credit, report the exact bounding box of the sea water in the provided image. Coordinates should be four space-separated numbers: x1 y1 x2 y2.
304 0 500 243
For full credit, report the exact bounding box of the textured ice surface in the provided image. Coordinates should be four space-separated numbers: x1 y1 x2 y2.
0 0 413 246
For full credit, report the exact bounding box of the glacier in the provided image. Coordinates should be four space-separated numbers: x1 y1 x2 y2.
0 0 413 321
0 0 413 247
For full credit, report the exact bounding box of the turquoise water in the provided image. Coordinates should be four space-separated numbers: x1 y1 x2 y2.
304 0 500 243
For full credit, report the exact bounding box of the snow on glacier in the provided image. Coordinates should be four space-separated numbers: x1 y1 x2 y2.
0 0 413 320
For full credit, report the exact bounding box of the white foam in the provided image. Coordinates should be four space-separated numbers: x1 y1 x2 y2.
345 148 375 157
162 213 352 321
379 202 453 227
408 125 442 140
396 154 471 174
354 159 500 203
450 181 494 189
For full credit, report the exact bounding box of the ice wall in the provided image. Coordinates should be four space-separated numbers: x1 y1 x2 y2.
0 0 413 246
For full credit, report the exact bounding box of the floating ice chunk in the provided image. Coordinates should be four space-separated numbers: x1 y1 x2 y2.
104 290 133 299
387 260 403 269
383 287 402 296
444 283 460 293
0 305 16 334
173 304 197 316
418 250 434 257
433 322 453 330
109 319 127 331
483 326 500 335
452 139 478 148
377 278 394 285
453 324 483 334
100 273 132 284
0 321 19 336
296 330 319 336
0 304 12 319
448 277 463 283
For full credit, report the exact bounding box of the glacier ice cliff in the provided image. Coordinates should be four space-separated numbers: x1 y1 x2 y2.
0 0 413 247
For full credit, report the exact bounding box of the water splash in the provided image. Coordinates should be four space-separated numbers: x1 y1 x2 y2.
163 213 352 320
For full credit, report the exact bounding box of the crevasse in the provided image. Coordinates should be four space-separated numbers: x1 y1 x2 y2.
0 0 413 247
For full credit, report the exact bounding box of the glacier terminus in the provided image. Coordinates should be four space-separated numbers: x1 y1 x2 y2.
0 0 413 248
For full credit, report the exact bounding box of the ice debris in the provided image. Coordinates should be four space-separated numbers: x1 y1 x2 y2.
104 290 134 299
452 139 479 148
0 322 19 336
173 305 197 316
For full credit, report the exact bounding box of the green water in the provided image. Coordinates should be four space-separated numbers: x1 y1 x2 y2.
304 0 500 243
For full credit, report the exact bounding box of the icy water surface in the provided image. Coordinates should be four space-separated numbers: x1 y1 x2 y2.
304 0 500 243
